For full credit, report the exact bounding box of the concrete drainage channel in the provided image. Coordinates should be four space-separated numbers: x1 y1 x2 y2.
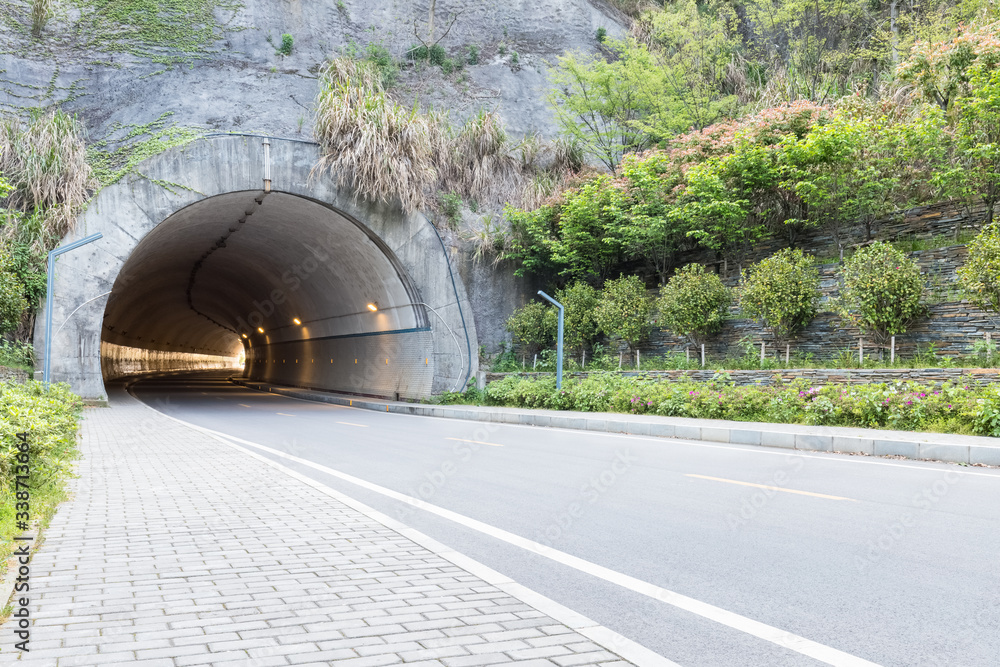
229 378 1000 467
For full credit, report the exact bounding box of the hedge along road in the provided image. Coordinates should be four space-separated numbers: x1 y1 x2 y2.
128 371 1000 667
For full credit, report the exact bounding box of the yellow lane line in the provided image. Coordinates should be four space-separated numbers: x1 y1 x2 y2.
238 404 251 408
446 437 503 447
685 474 858 501
337 421 369 428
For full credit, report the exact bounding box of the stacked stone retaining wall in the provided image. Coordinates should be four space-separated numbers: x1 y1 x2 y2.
0 365 29 383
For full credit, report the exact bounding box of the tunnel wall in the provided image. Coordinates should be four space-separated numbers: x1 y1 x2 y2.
102 342 240 380
35 135 477 400
246 328 438 398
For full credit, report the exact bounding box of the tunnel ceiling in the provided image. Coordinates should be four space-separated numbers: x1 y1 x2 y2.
102 191 423 357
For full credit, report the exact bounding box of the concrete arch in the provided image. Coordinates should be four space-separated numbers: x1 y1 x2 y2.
35 135 477 401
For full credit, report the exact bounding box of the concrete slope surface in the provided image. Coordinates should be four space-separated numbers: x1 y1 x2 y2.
128 371 1000 667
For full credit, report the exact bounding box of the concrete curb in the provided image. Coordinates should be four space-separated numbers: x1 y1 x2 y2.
230 378 1000 467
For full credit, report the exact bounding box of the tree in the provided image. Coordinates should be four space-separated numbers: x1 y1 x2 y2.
504 301 556 357
550 176 627 281
0 243 28 336
954 60 1000 223
656 263 731 347
554 281 600 354
838 242 925 347
958 222 1000 316
548 40 660 171
738 248 821 349
594 274 653 353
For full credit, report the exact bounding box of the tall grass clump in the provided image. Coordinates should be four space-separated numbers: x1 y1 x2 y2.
314 56 579 216
313 58 438 212
0 109 94 251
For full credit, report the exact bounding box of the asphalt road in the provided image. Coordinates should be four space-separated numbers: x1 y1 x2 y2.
128 372 1000 667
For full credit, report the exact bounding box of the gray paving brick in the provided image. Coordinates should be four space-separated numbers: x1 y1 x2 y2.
0 395 638 667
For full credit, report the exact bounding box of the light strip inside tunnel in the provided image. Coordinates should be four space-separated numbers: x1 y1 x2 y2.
251 325 431 346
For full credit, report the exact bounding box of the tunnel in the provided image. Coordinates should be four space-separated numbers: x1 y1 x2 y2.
36 135 476 401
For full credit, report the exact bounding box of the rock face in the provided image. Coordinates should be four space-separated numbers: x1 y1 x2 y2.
0 0 627 142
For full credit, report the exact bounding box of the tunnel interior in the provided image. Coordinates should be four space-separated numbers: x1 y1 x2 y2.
101 190 434 398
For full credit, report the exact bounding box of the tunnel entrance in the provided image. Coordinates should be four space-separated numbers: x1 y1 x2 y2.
37 135 476 401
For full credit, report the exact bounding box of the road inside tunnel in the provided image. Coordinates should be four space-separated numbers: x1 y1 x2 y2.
100 189 434 398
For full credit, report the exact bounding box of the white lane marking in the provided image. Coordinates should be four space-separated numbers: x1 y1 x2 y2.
686 474 859 502
152 413 881 667
446 437 502 447
337 421 369 428
128 393 678 667
238 404 251 408
276 412 296 417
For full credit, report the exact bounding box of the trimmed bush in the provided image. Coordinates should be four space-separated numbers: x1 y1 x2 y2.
656 263 731 347
555 281 600 354
739 248 820 348
838 241 925 346
505 301 555 356
594 274 652 353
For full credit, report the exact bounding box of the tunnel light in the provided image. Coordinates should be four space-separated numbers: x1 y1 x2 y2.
367 302 378 312
241 333 248 339
293 317 302 325
257 327 265 333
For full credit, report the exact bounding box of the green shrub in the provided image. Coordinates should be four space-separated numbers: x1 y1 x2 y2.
470 373 989 436
838 241 925 346
467 45 480 65
439 192 462 226
429 44 447 66
596 27 607 43
505 301 556 356
511 52 519 67
555 281 600 354
0 246 28 336
365 43 398 86
442 58 456 75
407 44 429 61
278 33 293 56
739 248 820 348
959 222 1000 314
656 263 731 347
0 381 82 561
595 274 652 353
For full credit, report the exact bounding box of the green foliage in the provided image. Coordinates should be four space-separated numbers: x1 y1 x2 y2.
69 0 244 65
958 222 1000 313
467 45 480 65
0 381 82 563
511 52 519 67
439 192 462 226
953 58 1000 222
596 27 607 43
474 373 991 437
408 44 429 61
0 247 27 335
548 41 658 171
0 340 33 370
442 58 456 75
278 33 293 56
554 282 600 353
594 274 652 351
838 241 926 345
656 263 731 347
738 248 821 347
505 301 556 355
429 44 447 66
87 112 201 187
551 176 626 280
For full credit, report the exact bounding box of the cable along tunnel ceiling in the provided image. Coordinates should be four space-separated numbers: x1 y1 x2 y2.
102 191 424 362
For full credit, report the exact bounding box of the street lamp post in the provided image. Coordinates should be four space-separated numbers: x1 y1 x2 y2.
44 233 103 383
537 290 564 390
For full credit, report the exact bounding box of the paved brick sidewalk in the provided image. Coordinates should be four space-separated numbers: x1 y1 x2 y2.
0 392 651 667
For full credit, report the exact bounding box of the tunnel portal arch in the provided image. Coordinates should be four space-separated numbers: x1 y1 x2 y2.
35 135 477 401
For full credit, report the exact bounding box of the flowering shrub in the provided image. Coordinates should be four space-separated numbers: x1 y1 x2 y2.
479 373 993 436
